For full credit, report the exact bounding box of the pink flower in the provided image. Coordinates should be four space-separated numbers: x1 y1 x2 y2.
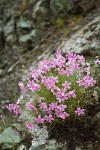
76 80 84 86
58 68 66 75
57 104 67 111
68 90 76 98
26 102 37 111
46 107 52 114
25 123 34 129
49 102 58 110
77 76 96 88
56 111 69 119
66 52 77 63
65 67 73 76
27 80 41 92
83 76 96 88
30 69 39 82
35 115 44 124
45 115 54 123
62 81 71 89
75 108 85 116
6 103 22 116
77 55 85 65
56 88 68 101
18 82 26 93
71 63 80 70
40 103 47 110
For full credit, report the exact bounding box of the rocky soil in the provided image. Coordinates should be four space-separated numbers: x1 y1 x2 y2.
0 0 100 150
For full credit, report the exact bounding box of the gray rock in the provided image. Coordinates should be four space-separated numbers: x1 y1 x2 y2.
4 18 14 35
29 125 48 150
6 34 17 43
17 144 27 150
19 33 33 43
19 29 43 47
0 69 3 74
0 20 3 32
75 146 82 150
0 127 21 149
58 16 100 56
32 0 49 21
29 124 67 150
17 19 32 29
50 0 74 17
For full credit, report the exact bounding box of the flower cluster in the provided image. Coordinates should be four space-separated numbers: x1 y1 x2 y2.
6 51 96 129
6 103 22 116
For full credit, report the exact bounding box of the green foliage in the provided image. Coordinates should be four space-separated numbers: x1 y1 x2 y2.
56 17 64 28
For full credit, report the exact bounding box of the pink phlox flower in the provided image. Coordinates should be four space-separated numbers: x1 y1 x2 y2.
76 80 84 86
6 103 22 116
50 59 57 68
43 76 58 91
56 110 69 119
50 76 58 83
77 55 85 65
68 90 76 98
26 102 37 111
58 112 69 119
57 58 65 68
57 68 66 75
18 82 26 93
41 76 47 83
49 102 58 110
30 69 39 82
66 52 77 63
50 85 58 93
35 115 44 124
62 81 71 89
75 107 85 116
71 63 80 70
40 103 47 110
27 80 41 92
37 68 44 76
77 76 96 88
45 115 54 123
56 89 68 101
42 65 50 73
65 67 73 76
52 51 65 68
57 104 67 111
39 60 51 73
83 76 96 88
25 122 34 129
95 59 100 65
46 107 52 114
55 50 62 59
58 94 67 102
46 76 58 85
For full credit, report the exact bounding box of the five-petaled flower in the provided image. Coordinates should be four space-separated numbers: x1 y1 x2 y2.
75 108 85 116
